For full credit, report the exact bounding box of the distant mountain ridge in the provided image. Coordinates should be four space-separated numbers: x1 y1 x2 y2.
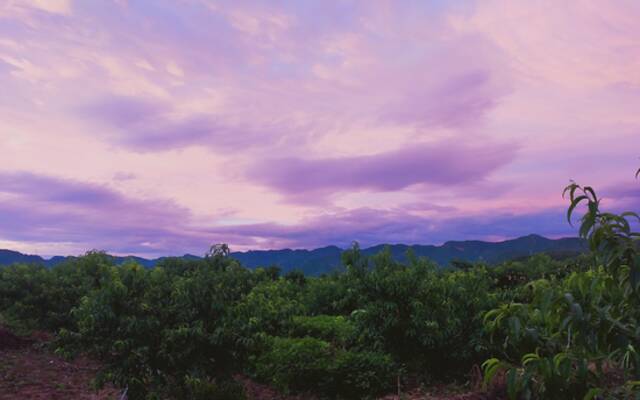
0 234 586 275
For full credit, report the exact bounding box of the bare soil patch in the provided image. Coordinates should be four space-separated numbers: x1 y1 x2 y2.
0 326 31 350
0 326 500 400
0 327 120 400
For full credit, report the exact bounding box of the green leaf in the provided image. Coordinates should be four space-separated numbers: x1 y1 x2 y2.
563 182 578 200
630 256 640 291
509 316 521 340
583 388 603 400
579 214 596 238
553 352 568 370
584 186 598 202
506 368 519 400
522 352 540 366
482 358 507 387
621 211 640 222
567 195 588 225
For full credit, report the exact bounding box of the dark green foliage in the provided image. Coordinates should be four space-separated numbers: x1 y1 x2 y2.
332 350 397 399
59 255 257 399
0 251 113 330
0 242 587 399
342 249 498 378
283 269 306 285
255 336 395 399
482 169 640 399
233 278 305 341
183 377 246 400
0 263 55 329
290 315 356 346
255 336 335 394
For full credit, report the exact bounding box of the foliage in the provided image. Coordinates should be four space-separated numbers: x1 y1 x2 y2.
0 251 113 330
0 243 588 398
183 376 246 400
482 169 640 399
290 315 356 346
347 251 498 377
254 336 396 399
59 255 256 399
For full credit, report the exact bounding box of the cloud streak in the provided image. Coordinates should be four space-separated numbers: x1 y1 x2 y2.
78 95 289 152
0 0 638 255
0 172 210 256
249 140 516 198
0 170 633 256
209 207 575 250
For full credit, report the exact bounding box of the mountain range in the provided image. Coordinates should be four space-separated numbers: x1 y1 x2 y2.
0 234 587 275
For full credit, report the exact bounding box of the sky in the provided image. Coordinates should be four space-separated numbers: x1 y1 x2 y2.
0 0 639 257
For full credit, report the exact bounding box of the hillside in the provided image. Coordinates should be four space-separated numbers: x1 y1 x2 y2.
0 234 586 275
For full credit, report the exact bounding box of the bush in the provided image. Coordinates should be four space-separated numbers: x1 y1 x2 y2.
0 263 54 329
290 315 356 346
60 257 257 399
482 169 640 399
255 336 334 394
255 336 396 399
184 376 246 400
347 254 497 377
233 279 305 338
0 251 114 331
333 350 397 399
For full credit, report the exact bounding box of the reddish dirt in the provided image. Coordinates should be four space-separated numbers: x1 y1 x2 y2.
378 366 505 400
0 326 501 400
0 327 121 400
379 385 504 400
0 326 31 350
237 375 316 400
380 391 501 400
237 376 502 400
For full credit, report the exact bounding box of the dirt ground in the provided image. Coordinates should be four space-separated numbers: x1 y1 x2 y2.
0 326 121 400
238 378 497 400
0 326 499 400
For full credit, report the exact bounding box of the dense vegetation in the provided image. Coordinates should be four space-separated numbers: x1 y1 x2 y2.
0 171 638 399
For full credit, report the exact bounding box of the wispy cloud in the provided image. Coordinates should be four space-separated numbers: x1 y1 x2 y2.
248 139 516 202
0 172 209 257
0 0 638 255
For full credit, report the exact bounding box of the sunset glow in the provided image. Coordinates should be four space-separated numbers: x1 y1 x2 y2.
1 0 639 257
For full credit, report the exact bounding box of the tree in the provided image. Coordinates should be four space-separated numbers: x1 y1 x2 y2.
206 243 230 259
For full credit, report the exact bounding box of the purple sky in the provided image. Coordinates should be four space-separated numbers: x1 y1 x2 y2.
1 0 639 257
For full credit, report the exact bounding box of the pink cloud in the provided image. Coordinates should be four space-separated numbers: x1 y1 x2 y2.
0 171 574 256
0 1 638 255
77 95 292 152
208 207 576 250
248 139 516 201
0 172 207 257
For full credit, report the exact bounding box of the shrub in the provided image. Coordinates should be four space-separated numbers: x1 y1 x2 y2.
350 255 496 377
482 168 640 399
333 350 397 399
290 315 356 346
255 336 335 394
0 251 114 331
255 336 396 399
0 263 54 329
184 376 246 400
60 257 257 399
